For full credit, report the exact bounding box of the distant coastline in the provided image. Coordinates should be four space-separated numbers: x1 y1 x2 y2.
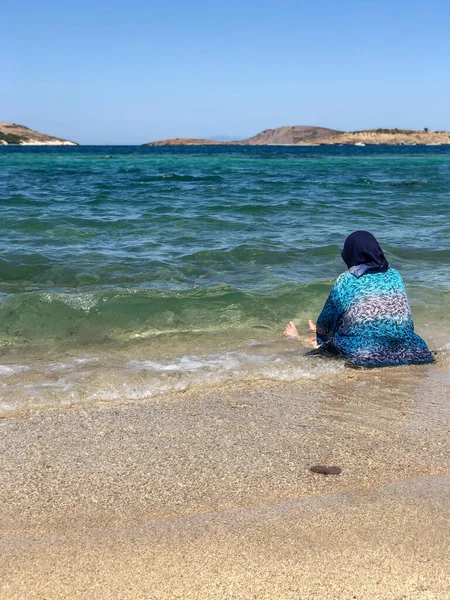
2 121 450 147
144 127 450 147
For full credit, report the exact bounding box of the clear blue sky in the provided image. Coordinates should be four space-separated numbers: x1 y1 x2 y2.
3 0 450 144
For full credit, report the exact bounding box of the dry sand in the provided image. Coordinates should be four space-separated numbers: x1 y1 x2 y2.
1 365 449 599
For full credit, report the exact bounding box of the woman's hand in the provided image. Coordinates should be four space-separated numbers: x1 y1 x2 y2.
307 320 319 347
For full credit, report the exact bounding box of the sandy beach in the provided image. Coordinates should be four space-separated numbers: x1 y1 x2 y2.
2 361 449 599
3 0 450 595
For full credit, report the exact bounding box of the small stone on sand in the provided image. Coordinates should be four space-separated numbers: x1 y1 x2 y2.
310 465 342 475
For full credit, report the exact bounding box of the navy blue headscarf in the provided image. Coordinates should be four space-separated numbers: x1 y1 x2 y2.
342 231 389 277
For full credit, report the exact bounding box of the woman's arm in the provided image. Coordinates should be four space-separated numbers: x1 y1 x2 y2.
315 283 343 345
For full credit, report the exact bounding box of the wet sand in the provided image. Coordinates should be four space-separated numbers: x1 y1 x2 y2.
1 365 449 598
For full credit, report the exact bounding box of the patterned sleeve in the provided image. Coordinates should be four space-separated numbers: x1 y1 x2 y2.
316 281 343 345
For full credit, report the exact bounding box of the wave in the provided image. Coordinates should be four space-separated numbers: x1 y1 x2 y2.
387 180 427 188
0 281 448 354
0 283 330 350
0 342 346 416
181 244 342 265
132 173 224 183
0 244 338 290
383 247 450 262
352 178 429 187
2 339 449 417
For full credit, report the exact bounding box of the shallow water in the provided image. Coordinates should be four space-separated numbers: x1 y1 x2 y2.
1 145 449 414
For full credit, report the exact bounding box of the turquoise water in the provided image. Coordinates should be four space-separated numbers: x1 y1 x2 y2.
1 145 449 412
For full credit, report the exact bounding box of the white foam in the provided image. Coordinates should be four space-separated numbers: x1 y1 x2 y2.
0 364 30 377
0 346 344 416
439 343 450 360
38 292 99 312
129 352 251 373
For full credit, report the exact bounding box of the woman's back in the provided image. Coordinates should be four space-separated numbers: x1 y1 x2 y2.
317 268 433 367
338 268 413 336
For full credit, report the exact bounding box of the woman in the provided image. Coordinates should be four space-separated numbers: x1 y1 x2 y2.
283 231 433 368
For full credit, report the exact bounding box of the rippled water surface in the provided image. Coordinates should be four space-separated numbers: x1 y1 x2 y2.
1 145 449 413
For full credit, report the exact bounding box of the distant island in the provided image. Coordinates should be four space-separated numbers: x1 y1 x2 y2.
144 126 450 147
0 122 78 146
144 126 340 146
312 129 450 146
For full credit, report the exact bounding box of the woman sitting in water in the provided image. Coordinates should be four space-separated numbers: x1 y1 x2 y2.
284 231 433 368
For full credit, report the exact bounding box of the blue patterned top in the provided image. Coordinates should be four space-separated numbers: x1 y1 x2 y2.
316 267 433 367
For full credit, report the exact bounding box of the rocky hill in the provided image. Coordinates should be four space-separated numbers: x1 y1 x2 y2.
300 129 450 146
0 123 78 146
144 126 340 146
240 125 340 145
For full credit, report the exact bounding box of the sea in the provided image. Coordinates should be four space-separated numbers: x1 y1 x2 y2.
1 144 449 415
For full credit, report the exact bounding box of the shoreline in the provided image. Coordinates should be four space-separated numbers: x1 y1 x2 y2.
2 370 449 598
0 333 447 419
